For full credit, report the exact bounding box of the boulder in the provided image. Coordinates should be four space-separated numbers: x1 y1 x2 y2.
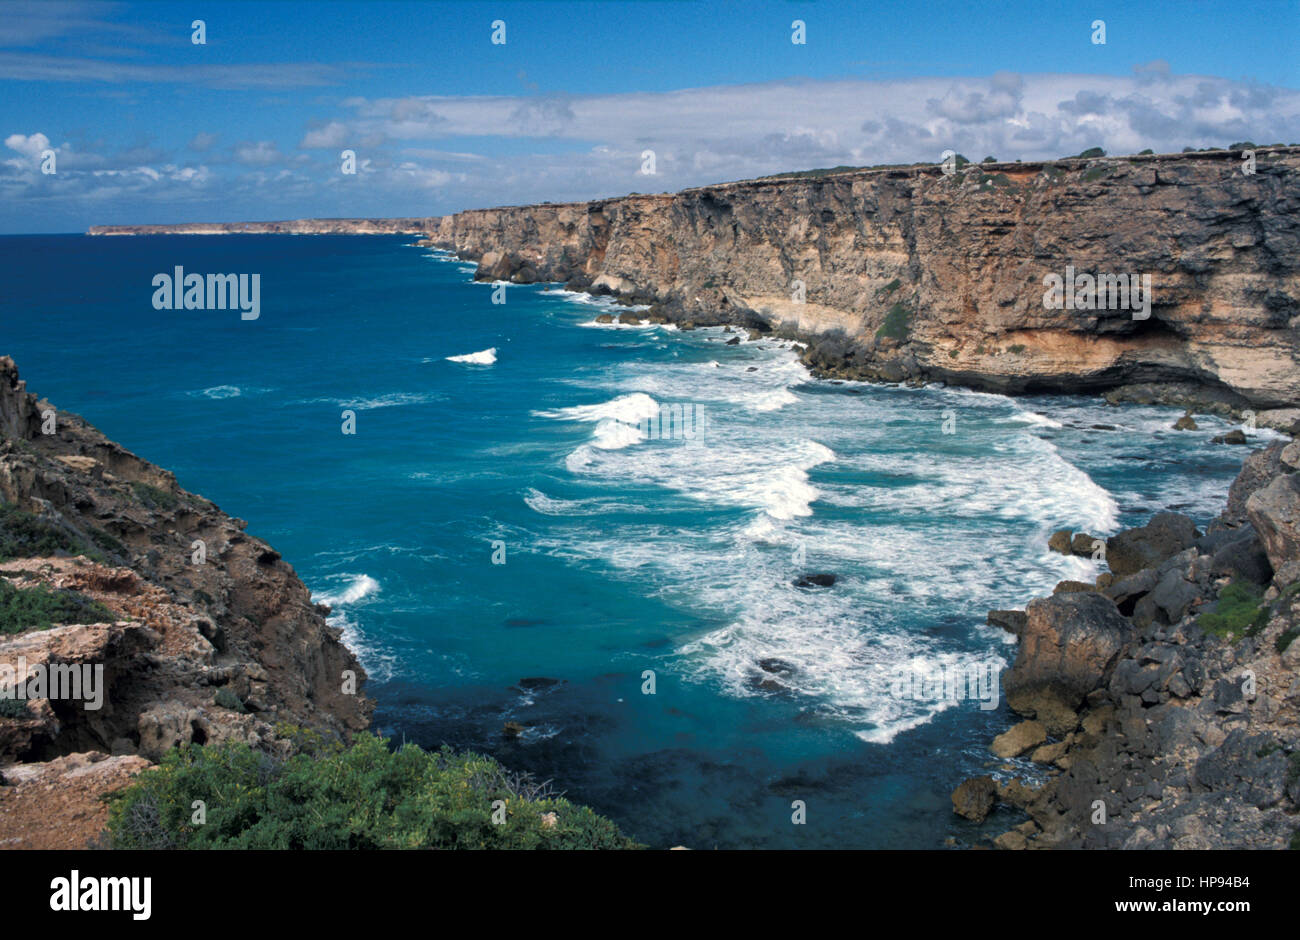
1282 442 1300 471
1210 429 1248 445
1246 473 1300 574
1173 411 1198 431
951 775 997 821
619 311 644 325
1070 533 1102 557
1048 529 1073 554
1105 512 1199 578
1053 580 1096 594
1004 593 1133 735
1224 444 1285 526
595 313 614 324
987 609 1027 637
991 719 1047 758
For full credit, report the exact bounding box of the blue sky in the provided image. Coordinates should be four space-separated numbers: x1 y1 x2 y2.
2 0 1298 232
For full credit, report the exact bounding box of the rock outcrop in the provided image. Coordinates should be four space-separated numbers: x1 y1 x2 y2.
422 148 1300 409
958 441 1300 849
0 356 371 846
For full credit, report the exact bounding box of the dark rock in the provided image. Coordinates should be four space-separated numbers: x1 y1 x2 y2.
1173 410 1198 430
595 313 614 324
793 573 837 588
987 609 1027 637
1106 512 1199 578
1005 593 1133 735
1210 429 1247 445
1048 529 1072 554
1053 580 1096 594
725 336 740 346
502 721 524 738
951 775 997 822
1070 532 1103 557
758 658 795 676
515 677 564 692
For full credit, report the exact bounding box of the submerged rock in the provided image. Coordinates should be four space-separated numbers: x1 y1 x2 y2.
793 573 837 588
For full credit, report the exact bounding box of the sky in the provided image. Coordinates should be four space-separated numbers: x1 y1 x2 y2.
1 0 1298 233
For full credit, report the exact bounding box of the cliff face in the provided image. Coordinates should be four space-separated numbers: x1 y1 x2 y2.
425 149 1300 409
0 357 371 845
88 218 427 236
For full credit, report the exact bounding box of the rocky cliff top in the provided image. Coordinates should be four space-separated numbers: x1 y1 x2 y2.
0 356 371 846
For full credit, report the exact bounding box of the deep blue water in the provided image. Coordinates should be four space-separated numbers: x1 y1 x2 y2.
0 234 1269 848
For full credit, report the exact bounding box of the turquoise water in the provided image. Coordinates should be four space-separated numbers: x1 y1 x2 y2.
0 234 1268 848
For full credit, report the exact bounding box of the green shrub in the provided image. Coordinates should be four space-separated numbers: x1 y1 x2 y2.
1083 166 1111 182
130 482 179 511
982 156 996 163
0 698 30 720
0 503 93 562
1138 148 1154 155
1197 580 1269 638
213 687 247 713
106 734 641 850
1277 627 1300 655
878 279 901 296
1008 344 1026 354
1077 147 1106 158
875 303 912 341
0 579 117 634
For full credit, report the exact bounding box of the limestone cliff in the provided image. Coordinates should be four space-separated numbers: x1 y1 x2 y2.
88 217 427 236
424 148 1300 409
0 357 371 846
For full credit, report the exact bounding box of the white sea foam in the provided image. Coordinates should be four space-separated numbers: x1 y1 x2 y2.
314 573 381 607
446 347 497 365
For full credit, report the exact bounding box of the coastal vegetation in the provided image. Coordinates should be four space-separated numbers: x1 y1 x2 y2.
0 579 115 634
106 731 641 850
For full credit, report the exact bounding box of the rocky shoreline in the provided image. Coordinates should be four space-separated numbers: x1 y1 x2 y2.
953 438 1300 849
0 357 372 847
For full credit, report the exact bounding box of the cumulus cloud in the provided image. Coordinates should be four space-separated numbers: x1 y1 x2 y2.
299 121 349 150
5 131 51 158
233 140 281 166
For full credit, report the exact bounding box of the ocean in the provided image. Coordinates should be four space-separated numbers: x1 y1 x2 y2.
0 233 1270 848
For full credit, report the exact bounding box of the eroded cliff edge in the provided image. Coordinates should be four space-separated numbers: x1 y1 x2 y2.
0 356 372 847
424 148 1300 410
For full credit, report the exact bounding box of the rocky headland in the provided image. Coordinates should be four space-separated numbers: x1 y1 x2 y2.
421 147 1300 416
0 357 371 848
954 438 1300 849
87 217 427 236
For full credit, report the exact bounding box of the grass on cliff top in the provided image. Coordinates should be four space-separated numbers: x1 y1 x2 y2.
1197 580 1270 639
106 731 642 850
0 579 116 634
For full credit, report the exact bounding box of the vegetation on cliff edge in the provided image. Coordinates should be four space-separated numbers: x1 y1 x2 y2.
106 731 641 849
